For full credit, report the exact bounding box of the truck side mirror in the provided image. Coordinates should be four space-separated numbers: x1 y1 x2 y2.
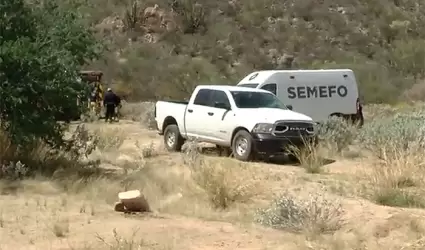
286 105 293 110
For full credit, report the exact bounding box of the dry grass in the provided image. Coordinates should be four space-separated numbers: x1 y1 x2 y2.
288 139 327 174
190 158 260 209
3 106 425 249
365 146 425 208
255 191 345 236
93 127 127 151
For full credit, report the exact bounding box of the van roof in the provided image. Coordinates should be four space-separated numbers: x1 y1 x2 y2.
239 69 354 84
197 85 270 93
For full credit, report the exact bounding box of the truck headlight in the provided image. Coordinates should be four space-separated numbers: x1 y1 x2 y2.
252 123 274 133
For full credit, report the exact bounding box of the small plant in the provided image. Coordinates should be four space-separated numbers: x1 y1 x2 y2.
191 159 256 209
374 189 425 208
0 161 29 180
182 137 203 167
255 192 344 235
171 0 208 34
96 228 151 249
316 116 358 153
95 128 126 151
136 141 157 158
288 138 325 174
123 1 141 32
52 219 70 238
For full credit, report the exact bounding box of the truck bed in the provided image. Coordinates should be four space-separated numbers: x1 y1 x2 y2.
155 100 188 135
162 100 189 105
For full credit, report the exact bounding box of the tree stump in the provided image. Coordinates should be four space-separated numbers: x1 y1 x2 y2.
117 190 150 212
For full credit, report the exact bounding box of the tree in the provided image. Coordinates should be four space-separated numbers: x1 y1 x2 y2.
0 0 103 146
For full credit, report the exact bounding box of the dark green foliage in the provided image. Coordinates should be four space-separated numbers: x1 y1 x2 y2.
0 0 103 146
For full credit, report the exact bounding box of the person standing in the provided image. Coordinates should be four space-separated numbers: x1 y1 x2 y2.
113 94 122 121
103 88 117 123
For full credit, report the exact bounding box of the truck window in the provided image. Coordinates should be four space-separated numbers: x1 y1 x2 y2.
193 89 213 106
210 90 231 108
230 91 287 109
261 83 277 95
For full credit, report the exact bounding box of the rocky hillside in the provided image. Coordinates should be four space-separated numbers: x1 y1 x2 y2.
82 0 425 103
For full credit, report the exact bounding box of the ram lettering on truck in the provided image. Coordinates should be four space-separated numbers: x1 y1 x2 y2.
155 85 318 162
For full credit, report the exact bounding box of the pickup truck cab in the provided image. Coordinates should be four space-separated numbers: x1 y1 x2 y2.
155 85 317 161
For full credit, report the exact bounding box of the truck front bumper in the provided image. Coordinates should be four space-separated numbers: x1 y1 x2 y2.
251 133 317 155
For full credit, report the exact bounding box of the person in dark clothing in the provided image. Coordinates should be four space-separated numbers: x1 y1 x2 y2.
104 88 117 123
113 94 122 121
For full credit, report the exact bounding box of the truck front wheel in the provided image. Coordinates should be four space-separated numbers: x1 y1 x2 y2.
232 130 254 161
164 124 185 152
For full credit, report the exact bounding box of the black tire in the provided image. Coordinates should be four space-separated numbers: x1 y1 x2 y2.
232 130 254 161
164 124 185 152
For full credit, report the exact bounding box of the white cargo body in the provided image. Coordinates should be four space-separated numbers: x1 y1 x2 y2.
237 69 363 123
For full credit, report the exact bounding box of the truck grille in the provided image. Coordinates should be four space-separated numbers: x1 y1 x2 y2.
272 121 314 137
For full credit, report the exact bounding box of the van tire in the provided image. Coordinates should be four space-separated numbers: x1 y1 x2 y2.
164 124 184 152
232 130 254 161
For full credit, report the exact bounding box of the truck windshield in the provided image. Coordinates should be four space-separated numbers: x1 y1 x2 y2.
230 91 287 109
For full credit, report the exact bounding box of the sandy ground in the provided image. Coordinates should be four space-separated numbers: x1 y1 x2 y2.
1 120 425 250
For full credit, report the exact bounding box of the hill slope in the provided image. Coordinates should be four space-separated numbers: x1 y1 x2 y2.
82 0 425 103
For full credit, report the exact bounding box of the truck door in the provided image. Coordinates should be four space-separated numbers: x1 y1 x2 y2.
208 90 235 144
185 89 213 138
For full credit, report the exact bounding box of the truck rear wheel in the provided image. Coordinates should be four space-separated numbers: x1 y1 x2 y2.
232 130 254 161
164 124 184 152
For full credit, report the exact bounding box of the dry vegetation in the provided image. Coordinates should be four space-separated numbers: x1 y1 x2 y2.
84 0 425 103
3 0 425 249
1 102 425 249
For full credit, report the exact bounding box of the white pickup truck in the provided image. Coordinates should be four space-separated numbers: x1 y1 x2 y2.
154 85 317 161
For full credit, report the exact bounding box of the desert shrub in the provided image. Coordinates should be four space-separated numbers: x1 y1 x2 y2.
122 0 141 32
365 139 425 208
190 159 256 209
183 140 256 209
357 112 425 159
0 125 98 179
255 192 344 234
388 39 425 79
316 117 358 153
0 161 29 181
118 101 156 129
288 139 325 174
94 128 126 151
374 189 425 208
171 0 209 34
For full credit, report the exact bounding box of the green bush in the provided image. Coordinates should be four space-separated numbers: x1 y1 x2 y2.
357 112 425 159
316 117 358 153
255 193 344 234
0 0 102 146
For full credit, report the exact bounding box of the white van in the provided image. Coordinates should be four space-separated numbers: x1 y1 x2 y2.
237 69 364 125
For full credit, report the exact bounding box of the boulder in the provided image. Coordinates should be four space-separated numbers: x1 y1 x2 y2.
117 190 150 212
